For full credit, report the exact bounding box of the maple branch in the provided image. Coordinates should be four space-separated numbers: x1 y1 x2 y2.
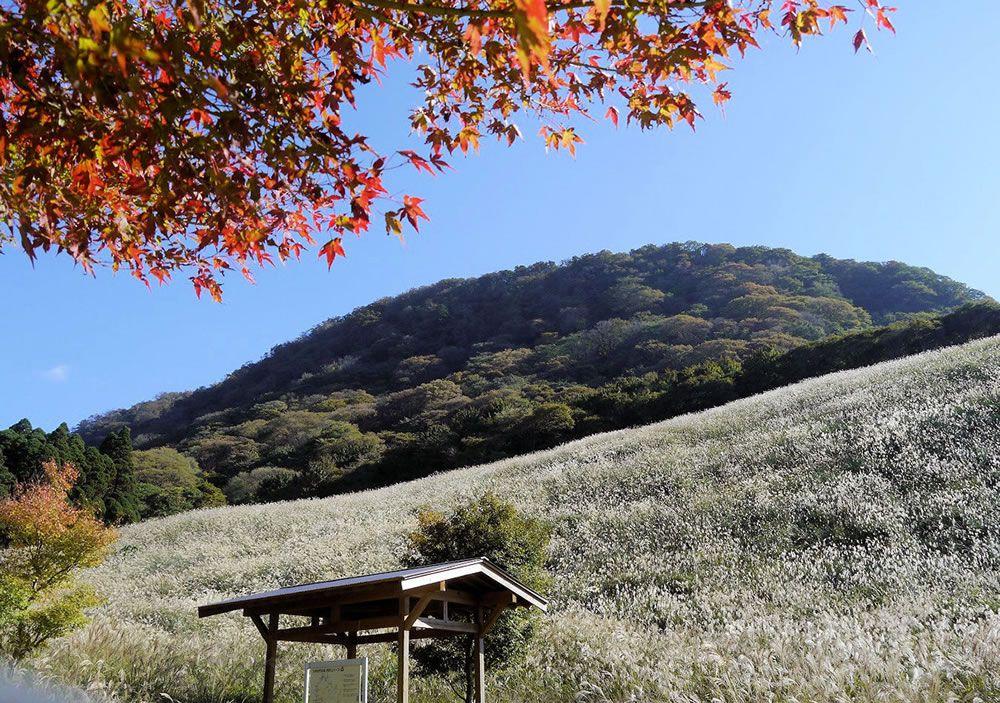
565 58 633 76
354 3 436 41
1 0 875 295
356 0 519 18
355 0 710 20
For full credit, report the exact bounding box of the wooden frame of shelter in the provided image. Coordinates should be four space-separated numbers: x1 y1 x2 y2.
197 558 547 703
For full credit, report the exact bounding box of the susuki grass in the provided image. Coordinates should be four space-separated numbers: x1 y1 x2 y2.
33 337 1000 702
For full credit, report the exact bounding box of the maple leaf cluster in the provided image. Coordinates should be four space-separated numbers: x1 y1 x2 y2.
0 0 896 298
0 461 117 568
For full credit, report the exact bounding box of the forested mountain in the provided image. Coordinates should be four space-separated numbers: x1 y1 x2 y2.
77 242 988 503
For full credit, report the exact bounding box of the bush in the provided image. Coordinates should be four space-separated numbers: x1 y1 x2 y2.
404 493 550 703
224 467 301 504
132 448 225 518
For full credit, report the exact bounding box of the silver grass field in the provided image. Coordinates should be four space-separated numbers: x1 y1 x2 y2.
31 337 1000 702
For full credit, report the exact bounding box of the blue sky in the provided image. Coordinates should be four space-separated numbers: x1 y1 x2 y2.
2 2 998 431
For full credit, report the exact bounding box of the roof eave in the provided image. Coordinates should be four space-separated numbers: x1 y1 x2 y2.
197 558 548 618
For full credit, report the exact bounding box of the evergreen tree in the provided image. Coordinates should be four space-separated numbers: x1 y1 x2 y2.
0 453 12 499
42 423 117 519
0 421 146 523
99 428 141 524
0 420 49 485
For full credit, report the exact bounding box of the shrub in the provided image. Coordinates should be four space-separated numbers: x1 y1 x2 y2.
224 467 301 504
132 448 225 518
404 493 550 703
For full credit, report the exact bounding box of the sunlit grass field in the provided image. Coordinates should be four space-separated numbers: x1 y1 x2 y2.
35 337 1000 702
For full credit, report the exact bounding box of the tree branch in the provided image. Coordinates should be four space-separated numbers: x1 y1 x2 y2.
354 0 709 20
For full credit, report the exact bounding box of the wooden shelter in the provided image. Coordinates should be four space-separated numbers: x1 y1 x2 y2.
197 558 547 703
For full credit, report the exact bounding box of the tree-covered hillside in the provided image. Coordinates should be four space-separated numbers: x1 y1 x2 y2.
77 242 987 502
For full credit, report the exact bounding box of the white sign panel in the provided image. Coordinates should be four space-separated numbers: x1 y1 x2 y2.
304 659 368 703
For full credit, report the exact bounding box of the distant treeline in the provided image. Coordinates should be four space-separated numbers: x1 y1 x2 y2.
0 423 224 523
578 301 1000 431
76 300 999 508
0 422 140 523
8 303 997 514
742 300 1000 394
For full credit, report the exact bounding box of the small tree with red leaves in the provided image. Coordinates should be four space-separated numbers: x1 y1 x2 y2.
0 460 117 661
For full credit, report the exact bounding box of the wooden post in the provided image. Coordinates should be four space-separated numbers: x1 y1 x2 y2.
474 607 486 703
474 636 486 703
397 598 410 703
397 628 410 703
262 613 279 703
346 632 358 660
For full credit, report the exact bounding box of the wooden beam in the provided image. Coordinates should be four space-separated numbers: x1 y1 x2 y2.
250 613 269 640
262 613 278 703
474 608 486 703
353 629 466 645
275 631 349 644
426 588 479 606
401 562 547 611
484 591 520 607
274 611 480 646
403 582 444 629
240 582 404 618
412 616 477 634
241 581 463 619
275 615 400 640
249 585 515 620
480 594 515 636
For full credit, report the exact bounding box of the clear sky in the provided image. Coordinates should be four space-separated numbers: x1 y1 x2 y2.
2 2 997 431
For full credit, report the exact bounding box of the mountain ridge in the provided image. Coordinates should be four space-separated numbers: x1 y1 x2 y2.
75 241 987 501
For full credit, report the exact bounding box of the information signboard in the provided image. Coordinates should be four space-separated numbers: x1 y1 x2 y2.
304 659 368 703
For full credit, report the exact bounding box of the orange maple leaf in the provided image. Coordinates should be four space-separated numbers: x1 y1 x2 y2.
319 237 347 268
512 0 550 75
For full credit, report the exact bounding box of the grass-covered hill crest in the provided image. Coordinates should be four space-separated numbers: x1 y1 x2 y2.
77 241 986 502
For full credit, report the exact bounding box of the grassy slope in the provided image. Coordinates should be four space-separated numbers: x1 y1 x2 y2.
42 337 1000 703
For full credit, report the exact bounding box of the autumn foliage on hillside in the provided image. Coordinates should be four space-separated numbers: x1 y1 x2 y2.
1 0 895 298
